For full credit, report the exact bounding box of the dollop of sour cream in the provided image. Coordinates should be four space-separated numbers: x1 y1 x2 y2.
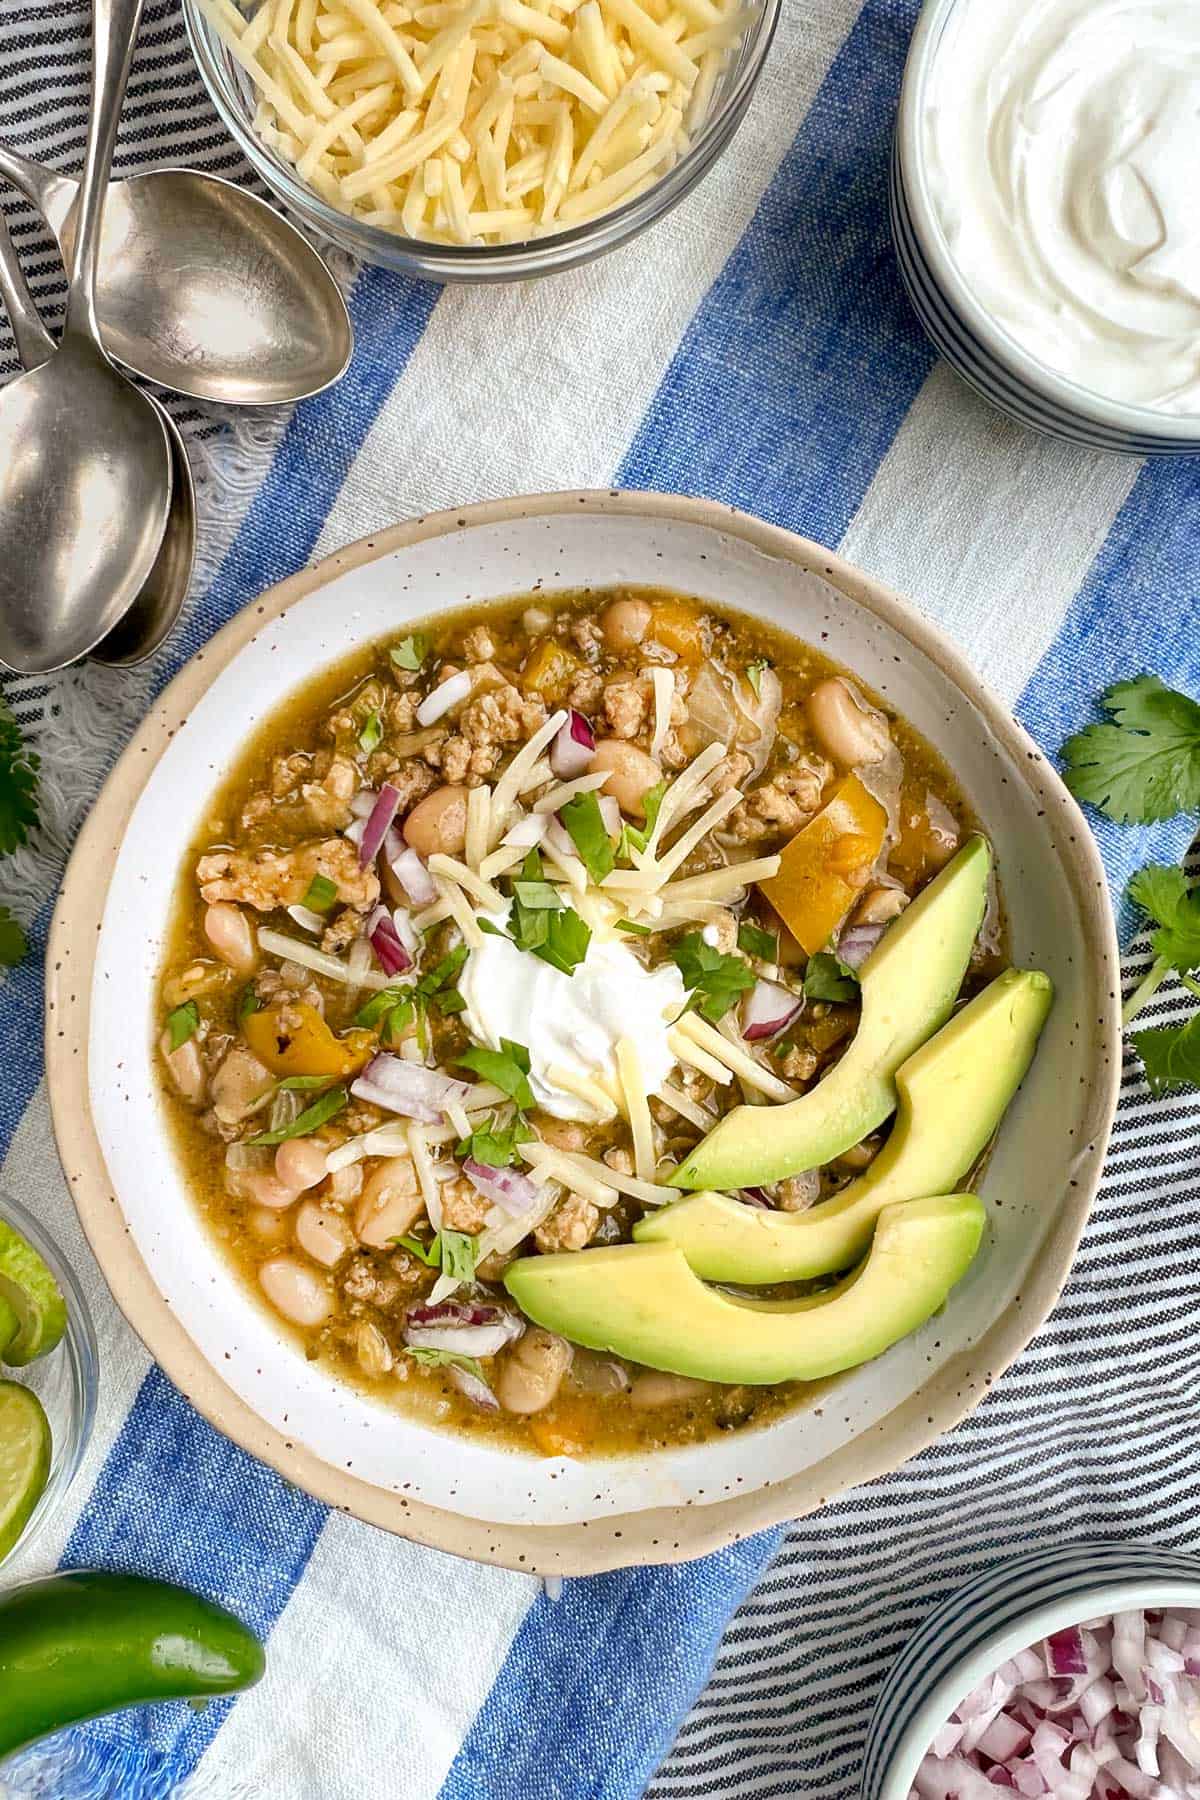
459 913 687 1122
924 0 1200 413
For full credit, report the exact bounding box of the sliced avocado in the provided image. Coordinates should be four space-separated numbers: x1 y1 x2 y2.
504 1194 985 1385
640 967 1051 1281
670 836 992 1190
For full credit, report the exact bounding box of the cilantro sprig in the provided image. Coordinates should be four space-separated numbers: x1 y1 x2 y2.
1062 676 1200 824
1123 865 1200 1025
507 850 591 975
1131 1014 1200 1098
669 933 755 1023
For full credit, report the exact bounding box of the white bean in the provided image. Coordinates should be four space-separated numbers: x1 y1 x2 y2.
805 678 891 768
629 1370 714 1409
354 1157 424 1248
274 1138 328 1193
294 1200 355 1269
246 1205 291 1246
402 784 469 858
203 902 258 977
590 739 662 817
258 1255 332 1327
600 596 651 653
495 1328 572 1415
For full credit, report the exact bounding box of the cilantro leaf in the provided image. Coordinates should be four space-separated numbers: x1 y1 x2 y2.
277 1074 329 1091
0 700 39 859
247 1085 347 1145
238 987 262 1020
1131 1013 1200 1097
512 879 563 911
390 634 428 672
560 791 614 884
358 709 383 755
620 781 667 857
438 1229 479 1284
395 1233 441 1266
616 918 651 936
355 983 415 1044
738 921 778 961
301 874 338 914
166 999 201 1050
405 1346 485 1380
746 659 769 700
1129 864 1200 971
669 933 755 1023
0 905 26 967
457 1116 533 1167
1062 676 1200 823
804 953 860 1003
416 945 469 997
456 1042 535 1110
508 858 590 975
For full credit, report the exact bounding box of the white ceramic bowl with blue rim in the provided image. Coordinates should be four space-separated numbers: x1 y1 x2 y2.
861 1539 1200 1797
891 0 1200 458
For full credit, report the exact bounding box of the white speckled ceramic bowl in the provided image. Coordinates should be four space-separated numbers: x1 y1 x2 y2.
862 1540 1200 1798
46 491 1119 1573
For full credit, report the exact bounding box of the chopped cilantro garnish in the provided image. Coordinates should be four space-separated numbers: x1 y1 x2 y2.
238 987 263 1020
478 916 507 938
804 953 860 1004
406 1347 485 1380
0 698 39 860
390 634 428 672
560 790 615 883
247 1086 347 1145
277 1075 329 1091
166 1000 201 1050
417 945 469 997
355 984 415 1044
457 1116 533 1167
301 873 339 914
0 906 26 967
1122 863 1200 1025
394 1233 441 1266
1131 1013 1200 1097
746 659 769 700
738 921 778 961
669 933 755 1023
1062 675 1200 824
456 1040 535 1110
433 988 467 1016
616 918 652 936
439 1229 479 1284
507 850 590 974
358 709 383 756
620 781 667 857
512 879 564 911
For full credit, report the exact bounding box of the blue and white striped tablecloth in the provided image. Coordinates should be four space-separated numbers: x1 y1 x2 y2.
1 2 1199 1796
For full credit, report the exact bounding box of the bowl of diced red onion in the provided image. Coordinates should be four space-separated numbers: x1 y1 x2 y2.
862 1540 1200 1800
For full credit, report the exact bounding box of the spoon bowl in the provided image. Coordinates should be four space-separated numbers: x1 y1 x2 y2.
0 149 353 406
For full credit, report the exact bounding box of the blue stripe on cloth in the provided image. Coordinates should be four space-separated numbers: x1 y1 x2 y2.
440 8 937 1798
438 1532 781 1800
1 261 441 1797
6 1365 328 1794
617 0 931 541
1017 458 1200 937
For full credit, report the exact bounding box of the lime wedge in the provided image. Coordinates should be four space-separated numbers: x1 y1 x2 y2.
0 1219 68 1367
0 1381 51 1560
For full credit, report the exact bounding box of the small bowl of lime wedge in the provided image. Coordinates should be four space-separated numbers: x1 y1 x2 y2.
0 1189 97 1568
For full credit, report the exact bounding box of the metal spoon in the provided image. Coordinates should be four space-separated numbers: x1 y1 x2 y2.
0 0 173 675
0 146 353 406
0 209 195 667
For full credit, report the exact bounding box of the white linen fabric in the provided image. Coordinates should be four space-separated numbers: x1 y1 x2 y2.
1 3 1199 1797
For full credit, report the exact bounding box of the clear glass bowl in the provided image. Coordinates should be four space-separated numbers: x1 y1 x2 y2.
181 0 780 283
0 1187 98 1570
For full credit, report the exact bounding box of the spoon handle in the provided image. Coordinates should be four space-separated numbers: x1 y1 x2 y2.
66 0 147 345
0 208 54 370
0 145 77 241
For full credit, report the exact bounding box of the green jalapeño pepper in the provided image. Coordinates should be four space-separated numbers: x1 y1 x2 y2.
0 1570 266 1759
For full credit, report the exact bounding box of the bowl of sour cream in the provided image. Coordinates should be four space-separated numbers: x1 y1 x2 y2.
892 0 1200 454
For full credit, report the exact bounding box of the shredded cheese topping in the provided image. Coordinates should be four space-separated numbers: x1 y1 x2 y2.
197 0 750 246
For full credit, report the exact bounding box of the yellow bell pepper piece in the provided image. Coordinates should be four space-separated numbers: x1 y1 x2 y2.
758 773 888 956
243 1003 374 1080
519 639 580 700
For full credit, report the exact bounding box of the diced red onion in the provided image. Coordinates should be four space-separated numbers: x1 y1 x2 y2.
286 903 326 935
404 1301 524 1359
389 843 437 907
549 709 595 779
445 1362 500 1410
350 1054 470 1122
350 789 377 820
837 922 886 970
740 1187 773 1209
463 1157 540 1217
416 669 472 727
366 904 412 977
502 812 548 850
343 818 366 849
359 782 402 868
545 815 576 860
407 1301 501 1328
916 1609 1200 1800
741 977 803 1042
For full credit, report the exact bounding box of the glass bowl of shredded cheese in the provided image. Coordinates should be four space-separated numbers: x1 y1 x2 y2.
183 0 777 279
